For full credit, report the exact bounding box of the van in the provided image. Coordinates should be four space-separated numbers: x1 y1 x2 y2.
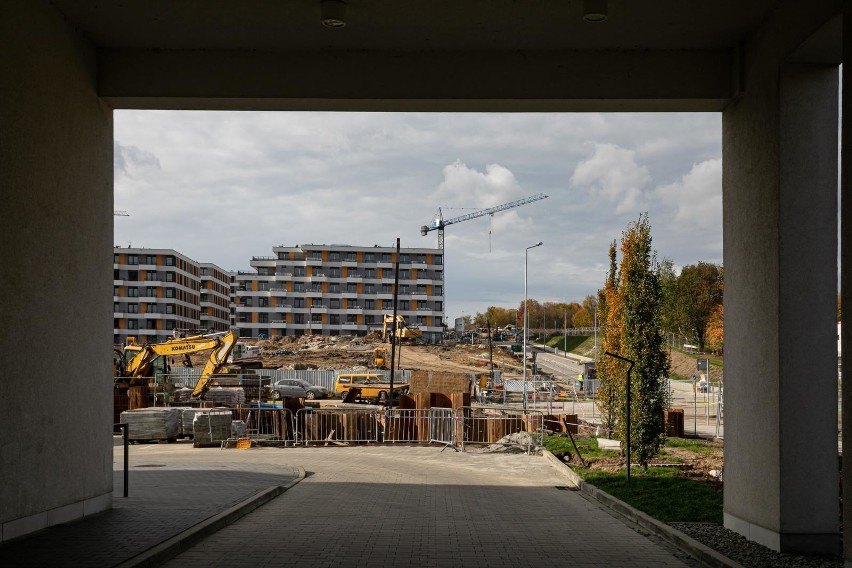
334 373 384 395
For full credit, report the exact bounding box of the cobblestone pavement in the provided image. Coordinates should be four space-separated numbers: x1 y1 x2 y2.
161 445 696 568
2 442 700 567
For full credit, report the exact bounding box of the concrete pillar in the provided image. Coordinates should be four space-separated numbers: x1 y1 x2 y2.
841 4 852 565
0 2 114 541
723 61 839 553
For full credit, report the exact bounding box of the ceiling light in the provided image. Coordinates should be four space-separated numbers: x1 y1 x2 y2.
321 0 347 28
583 0 608 22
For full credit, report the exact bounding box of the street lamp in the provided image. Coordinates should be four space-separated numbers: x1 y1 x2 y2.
523 241 543 411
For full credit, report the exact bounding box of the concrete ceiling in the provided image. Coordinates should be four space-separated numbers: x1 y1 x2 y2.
52 0 779 51
45 1 839 112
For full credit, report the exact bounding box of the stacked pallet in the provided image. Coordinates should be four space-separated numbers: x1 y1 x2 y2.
193 410 232 447
119 408 180 442
203 387 245 405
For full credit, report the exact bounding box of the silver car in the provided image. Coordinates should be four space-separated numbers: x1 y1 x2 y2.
270 378 329 400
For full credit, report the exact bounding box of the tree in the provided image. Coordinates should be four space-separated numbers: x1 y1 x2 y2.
596 214 671 467
572 295 598 327
705 303 724 353
473 306 517 328
675 263 723 351
658 258 679 333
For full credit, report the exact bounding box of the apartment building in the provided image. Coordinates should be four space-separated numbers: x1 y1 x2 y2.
234 244 445 342
199 262 233 333
113 248 230 345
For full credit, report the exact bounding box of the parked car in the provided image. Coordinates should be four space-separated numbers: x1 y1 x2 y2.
270 378 329 400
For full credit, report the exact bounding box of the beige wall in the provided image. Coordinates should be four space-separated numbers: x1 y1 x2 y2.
0 2 114 539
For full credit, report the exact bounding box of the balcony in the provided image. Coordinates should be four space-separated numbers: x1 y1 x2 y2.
342 322 359 330
311 273 328 281
411 262 428 270
416 278 433 285
270 320 287 328
417 307 433 314
347 275 363 282
275 305 292 312
377 262 393 269
342 260 358 267
312 305 328 313
306 257 323 266
306 289 323 297
347 306 363 314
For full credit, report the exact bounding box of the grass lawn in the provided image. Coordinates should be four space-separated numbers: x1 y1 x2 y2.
544 435 723 524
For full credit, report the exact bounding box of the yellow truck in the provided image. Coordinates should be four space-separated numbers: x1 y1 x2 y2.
334 373 409 405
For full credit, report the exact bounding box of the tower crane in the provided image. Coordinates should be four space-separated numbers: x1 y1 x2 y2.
420 193 548 330
420 193 548 249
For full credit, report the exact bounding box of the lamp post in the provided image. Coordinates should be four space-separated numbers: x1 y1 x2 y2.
523 241 543 411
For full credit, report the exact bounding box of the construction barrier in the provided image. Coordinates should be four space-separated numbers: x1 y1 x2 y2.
455 406 545 451
296 407 382 445
380 408 456 445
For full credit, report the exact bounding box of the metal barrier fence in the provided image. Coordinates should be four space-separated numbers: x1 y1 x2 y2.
381 408 456 445
455 406 545 451
297 407 382 445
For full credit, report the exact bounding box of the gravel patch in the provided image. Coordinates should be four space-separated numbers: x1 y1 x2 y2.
670 523 842 568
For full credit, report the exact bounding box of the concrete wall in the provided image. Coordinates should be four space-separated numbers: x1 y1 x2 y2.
0 2 114 541
722 3 840 553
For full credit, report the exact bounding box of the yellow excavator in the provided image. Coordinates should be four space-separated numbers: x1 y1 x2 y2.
381 314 423 343
114 329 246 399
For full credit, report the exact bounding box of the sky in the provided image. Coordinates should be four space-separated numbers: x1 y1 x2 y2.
114 111 722 323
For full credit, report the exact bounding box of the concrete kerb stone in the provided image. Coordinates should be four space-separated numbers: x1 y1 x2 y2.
115 467 306 568
541 450 744 568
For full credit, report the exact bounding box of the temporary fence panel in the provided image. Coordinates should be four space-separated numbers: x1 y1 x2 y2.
382 408 431 443
297 407 381 445
428 407 455 445
455 407 545 451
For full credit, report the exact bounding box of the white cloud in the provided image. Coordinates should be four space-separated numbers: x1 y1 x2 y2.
654 158 722 228
570 143 651 213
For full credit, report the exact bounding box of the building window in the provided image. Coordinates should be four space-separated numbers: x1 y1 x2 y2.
294 282 305 292
416 285 427 294
113 254 120 264
330 299 340 309
309 252 322 261
346 283 357 293
294 313 305 324
258 282 269 291
113 286 120 296
400 300 410 310
311 313 322 323
165 256 175 266
346 253 357 261
146 255 157 265
364 284 375 294
434 285 443 296
127 255 138 265
127 288 139 297
146 287 157 297
127 319 138 329
417 316 427 326
364 253 375 262
364 315 375 325
165 272 175 282
434 255 443 265
294 298 305 308
400 254 409 263
416 255 426 264
165 288 175 298
329 267 341 278
146 272 157 281
381 284 392 294
381 253 391 262
294 266 306 276
400 285 409 294
147 320 157 330
399 270 410 279
330 314 340 325
259 298 269 307
329 252 340 261
127 303 139 313
364 268 376 278
365 299 375 310
147 303 157 313
329 283 340 293
259 313 269 324
435 301 443 312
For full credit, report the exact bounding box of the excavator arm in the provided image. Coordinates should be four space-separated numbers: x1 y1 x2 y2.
117 330 240 399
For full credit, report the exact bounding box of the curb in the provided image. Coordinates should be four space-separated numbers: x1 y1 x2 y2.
116 467 307 568
541 451 743 568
